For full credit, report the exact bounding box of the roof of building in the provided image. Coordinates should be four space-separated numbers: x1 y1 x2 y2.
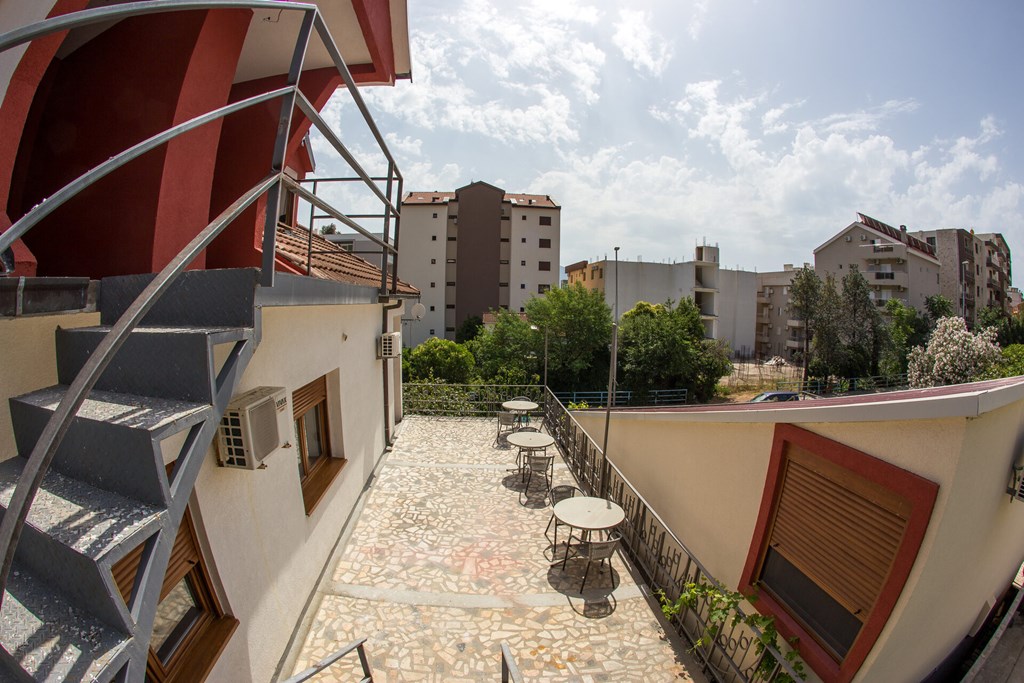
814 212 939 263
404 190 559 208
275 225 419 296
564 260 589 272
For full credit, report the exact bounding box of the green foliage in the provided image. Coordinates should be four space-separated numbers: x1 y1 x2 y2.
977 305 1008 331
404 337 475 383
809 273 846 378
455 314 484 344
994 311 1024 347
840 266 886 377
566 400 590 410
908 317 1002 387
401 379 475 415
657 583 805 681
787 266 821 380
319 222 337 235
880 299 929 376
466 309 539 382
996 344 1024 379
693 339 733 403
525 283 613 391
924 295 955 325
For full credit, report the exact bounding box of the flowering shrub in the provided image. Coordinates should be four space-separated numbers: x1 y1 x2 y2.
908 317 1001 388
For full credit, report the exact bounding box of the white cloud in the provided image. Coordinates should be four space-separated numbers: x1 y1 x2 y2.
689 0 710 40
612 9 673 77
814 99 919 134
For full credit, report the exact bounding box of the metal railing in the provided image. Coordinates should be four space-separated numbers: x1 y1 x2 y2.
0 1 403 672
402 383 545 417
404 384 801 682
500 642 524 683
280 638 373 683
774 374 908 395
553 388 689 407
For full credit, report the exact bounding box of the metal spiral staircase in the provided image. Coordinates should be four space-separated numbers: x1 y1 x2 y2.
0 2 405 680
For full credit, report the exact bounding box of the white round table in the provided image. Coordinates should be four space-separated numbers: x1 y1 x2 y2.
506 431 554 451
502 400 538 412
553 496 625 531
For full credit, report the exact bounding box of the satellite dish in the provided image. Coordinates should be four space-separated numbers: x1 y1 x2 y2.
411 302 426 320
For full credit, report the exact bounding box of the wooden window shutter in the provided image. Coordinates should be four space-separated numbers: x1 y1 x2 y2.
113 513 201 602
768 444 911 621
292 376 327 419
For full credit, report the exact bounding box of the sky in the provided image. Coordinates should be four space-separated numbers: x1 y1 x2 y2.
311 0 1024 276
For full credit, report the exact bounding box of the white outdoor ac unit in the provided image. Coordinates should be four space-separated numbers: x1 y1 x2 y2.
216 386 289 469
845 235 852 242
378 331 402 358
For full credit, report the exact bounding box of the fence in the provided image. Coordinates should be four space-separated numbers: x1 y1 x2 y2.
773 374 908 395
553 388 689 407
404 384 802 682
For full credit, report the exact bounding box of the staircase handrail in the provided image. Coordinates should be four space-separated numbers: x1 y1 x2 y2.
279 637 373 683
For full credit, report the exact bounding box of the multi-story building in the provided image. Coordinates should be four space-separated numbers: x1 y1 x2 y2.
978 232 1013 316
567 244 757 357
815 213 941 314
400 181 561 346
911 228 982 325
755 265 806 361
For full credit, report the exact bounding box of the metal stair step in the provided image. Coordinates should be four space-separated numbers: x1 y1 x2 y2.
0 459 164 632
10 387 212 506
1 562 130 683
56 324 254 403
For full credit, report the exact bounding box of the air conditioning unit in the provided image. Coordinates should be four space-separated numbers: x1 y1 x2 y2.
216 386 289 469
845 235 852 242
896 258 904 264
378 331 402 358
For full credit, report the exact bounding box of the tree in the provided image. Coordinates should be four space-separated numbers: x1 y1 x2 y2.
880 299 929 377
977 305 1007 331
455 314 483 343
924 295 954 326
907 317 1001 388
618 300 702 394
319 223 338 235
809 273 846 379
692 339 733 403
466 309 539 383
840 266 884 376
525 283 612 391
404 338 475 383
787 266 821 381
994 310 1024 346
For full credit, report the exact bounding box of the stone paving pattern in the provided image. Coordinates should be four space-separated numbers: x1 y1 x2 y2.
289 417 702 682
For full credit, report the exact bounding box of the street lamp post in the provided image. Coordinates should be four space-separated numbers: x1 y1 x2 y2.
530 325 549 389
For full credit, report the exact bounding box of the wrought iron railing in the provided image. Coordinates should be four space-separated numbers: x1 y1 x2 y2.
774 374 908 395
500 642 524 683
402 383 545 417
280 638 374 683
0 2 403 676
553 388 689 407
405 384 802 681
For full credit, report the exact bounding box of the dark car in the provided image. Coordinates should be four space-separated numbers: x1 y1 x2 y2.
749 391 801 403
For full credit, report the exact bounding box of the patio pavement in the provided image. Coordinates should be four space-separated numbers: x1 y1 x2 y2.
285 416 703 682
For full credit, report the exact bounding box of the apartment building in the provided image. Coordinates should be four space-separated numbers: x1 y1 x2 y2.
755 265 806 361
979 233 1013 316
815 213 941 314
567 244 757 357
400 182 561 347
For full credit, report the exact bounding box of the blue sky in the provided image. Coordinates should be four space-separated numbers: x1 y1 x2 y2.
315 0 1024 275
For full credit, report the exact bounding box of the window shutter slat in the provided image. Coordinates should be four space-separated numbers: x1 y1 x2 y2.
292 376 327 418
769 458 909 620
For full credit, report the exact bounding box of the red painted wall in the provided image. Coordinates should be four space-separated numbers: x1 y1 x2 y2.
9 9 250 278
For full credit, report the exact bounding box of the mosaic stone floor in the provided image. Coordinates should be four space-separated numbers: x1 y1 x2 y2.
287 417 703 682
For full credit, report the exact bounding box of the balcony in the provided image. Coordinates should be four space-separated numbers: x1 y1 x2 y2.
786 338 802 349
285 388 800 681
786 319 805 328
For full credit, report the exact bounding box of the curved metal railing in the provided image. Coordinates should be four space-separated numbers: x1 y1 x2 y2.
0 2 403 654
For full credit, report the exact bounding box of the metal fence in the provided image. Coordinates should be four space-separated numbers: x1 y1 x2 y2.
774 374 908 395
553 388 689 407
403 384 802 682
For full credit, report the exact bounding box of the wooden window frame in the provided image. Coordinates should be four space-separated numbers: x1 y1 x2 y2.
539 215 552 226
739 424 937 683
292 375 346 515
113 510 237 683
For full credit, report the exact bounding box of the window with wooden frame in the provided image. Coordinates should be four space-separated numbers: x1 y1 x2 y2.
114 510 237 683
292 375 345 514
739 424 937 683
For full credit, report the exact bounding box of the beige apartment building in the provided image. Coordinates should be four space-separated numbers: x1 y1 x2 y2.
399 182 561 347
755 265 806 360
567 244 757 357
815 213 941 314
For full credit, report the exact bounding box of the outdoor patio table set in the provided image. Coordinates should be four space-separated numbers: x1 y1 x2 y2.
496 402 625 591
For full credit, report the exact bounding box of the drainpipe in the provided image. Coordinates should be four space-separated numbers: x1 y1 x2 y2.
382 298 403 446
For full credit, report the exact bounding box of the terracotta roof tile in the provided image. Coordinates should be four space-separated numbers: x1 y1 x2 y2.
275 225 419 296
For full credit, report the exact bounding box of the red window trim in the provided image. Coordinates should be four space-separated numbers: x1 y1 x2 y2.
738 424 938 683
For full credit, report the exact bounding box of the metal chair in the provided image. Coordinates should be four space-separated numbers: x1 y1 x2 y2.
576 531 621 592
495 411 516 443
510 395 532 428
521 452 554 502
545 485 582 555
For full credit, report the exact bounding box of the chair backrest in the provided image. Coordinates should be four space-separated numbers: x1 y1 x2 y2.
510 396 531 402
550 485 580 506
527 453 553 470
498 411 516 425
588 532 621 562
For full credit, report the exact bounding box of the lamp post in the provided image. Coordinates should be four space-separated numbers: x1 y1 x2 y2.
601 247 620 494
530 324 549 389
962 260 970 322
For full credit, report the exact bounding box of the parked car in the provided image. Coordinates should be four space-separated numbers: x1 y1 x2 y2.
749 391 801 403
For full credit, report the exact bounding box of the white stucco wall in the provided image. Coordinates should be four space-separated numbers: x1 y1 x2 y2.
200 302 389 682
574 386 1024 682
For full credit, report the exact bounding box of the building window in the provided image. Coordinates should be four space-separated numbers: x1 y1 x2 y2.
431 235 437 241
539 216 552 226
539 261 551 271
447 258 456 263
538 284 551 294
446 304 455 309
446 281 456 286
429 306 435 311
432 212 438 219
499 282 509 287
500 260 509 265
445 326 455 332
430 282 435 288
521 215 526 220
429 329 435 335
114 506 237 682
739 424 937 683
539 238 551 248
520 307 525 312
521 238 527 243
520 283 526 289
447 236 457 242
293 375 345 514
521 260 526 266
500 237 510 243
430 258 436 264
